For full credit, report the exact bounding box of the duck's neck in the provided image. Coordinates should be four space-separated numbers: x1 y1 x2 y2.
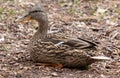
32 20 48 41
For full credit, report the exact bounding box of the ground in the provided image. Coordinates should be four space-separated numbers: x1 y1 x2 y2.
0 0 120 78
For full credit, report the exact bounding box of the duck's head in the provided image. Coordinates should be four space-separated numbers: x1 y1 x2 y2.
15 6 48 24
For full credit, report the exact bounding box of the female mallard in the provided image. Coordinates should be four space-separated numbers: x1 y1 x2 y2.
15 6 110 68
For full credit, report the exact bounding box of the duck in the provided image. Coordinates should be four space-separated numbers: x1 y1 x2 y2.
15 6 111 68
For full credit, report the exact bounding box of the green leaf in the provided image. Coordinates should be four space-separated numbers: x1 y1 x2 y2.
0 8 4 14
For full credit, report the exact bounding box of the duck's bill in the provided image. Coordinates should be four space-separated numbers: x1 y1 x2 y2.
14 13 31 23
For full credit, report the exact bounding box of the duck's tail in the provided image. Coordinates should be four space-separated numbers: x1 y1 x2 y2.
90 56 111 61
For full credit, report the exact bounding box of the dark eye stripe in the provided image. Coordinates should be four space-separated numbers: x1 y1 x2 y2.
29 10 43 14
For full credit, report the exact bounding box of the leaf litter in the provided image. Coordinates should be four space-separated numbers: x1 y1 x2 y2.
0 0 120 78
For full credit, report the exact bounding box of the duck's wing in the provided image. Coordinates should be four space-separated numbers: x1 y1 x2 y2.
45 38 96 49
63 38 96 49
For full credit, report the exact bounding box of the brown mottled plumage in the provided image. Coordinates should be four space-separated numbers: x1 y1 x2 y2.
15 6 110 68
